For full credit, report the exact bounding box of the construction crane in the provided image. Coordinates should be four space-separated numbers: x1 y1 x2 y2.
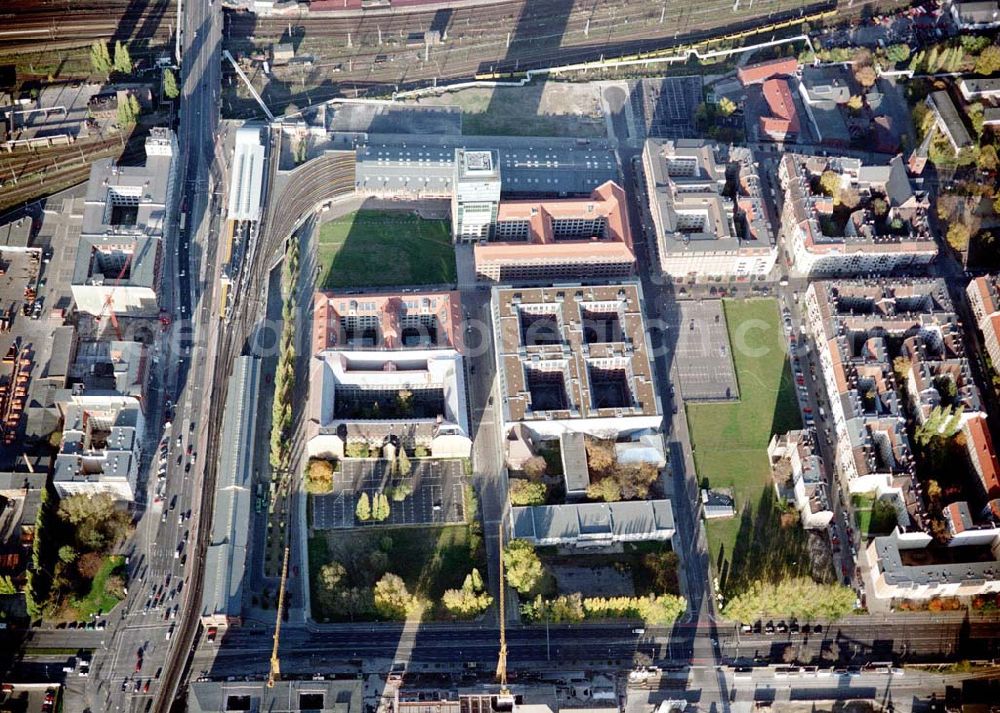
495 521 514 708
94 242 136 341
267 545 290 688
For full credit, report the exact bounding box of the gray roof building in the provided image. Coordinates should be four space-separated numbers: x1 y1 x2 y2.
511 499 675 547
927 91 973 152
869 529 1000 600
799 65 852 104
354 133 619 198
560 432 590 496
72 127 177 315
187 679 363 713
950 0 1000 28
228 125 265 222
0 216 32 250
200 356 260 627
959 77 1000 101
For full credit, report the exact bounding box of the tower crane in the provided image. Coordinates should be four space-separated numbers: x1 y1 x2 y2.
495 521 515 708
94 242 136 341
268 545 290 687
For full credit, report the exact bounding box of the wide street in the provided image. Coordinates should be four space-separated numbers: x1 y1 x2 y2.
72 0 229 711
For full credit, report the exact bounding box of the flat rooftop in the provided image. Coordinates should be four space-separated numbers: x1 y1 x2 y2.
354 133 619 196
492 282 660 423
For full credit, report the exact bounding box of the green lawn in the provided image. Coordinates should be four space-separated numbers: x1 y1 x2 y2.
316 210 456 288
684 299 806 594
72 555 125 620
853 493 897 538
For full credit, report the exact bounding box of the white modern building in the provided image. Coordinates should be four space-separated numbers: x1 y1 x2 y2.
228 124 266 223
451 148 501 241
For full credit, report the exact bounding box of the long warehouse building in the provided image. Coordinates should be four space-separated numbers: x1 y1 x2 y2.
200 355 260 628
351 133 620 199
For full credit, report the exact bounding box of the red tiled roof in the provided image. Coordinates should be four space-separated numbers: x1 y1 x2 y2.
760 79 800 139
965 415 1000 498
737 57 799 85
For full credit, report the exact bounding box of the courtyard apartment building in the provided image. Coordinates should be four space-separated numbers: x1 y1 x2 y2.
804 279 1000 601
52 394 145 501
641 139 776 282
71 128 177 316
306 290 471 460
779 153 936 276
473 180 636 282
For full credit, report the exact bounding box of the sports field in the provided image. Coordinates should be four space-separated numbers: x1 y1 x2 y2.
316 210 456 288
685 299 804 590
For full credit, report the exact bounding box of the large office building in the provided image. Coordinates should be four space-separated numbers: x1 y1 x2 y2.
71 128 177 316
491 282 663 446
473 181 636 282
779 153 936 276
306 290 471 459
642 139 776 281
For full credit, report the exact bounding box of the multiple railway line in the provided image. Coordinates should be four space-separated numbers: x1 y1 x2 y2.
223 0 890 102
0 0 176 51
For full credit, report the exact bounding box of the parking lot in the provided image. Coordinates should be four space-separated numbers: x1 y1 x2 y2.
633 76 703 139
666 299 739 402
312 458 465 530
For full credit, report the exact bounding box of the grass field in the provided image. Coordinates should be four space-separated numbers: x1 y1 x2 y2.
72 555 125 620
316 210 456 289
685 299 806 593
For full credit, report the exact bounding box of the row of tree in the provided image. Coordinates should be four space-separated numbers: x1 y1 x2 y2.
519 592 687 626
89 40 132 78
721 577 857 623
355 492 391 522
270 239 300 470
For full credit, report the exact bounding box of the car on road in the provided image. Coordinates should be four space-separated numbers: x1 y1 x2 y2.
122 679 129 692
135 658 142 673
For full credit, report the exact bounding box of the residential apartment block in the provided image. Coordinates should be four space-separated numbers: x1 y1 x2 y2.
768 429 833 530
804 279 1000 602
966 275 1000 374
71 128 177 315
641 139 776 281
306 290 471 459
473 181 635 282
779 153 936 276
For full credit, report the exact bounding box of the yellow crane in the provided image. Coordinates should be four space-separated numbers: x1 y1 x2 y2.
267 545 290 688
495 521 514 708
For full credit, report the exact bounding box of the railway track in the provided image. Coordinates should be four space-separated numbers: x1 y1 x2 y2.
0 136 141 213
0 0 176 48
223 0 898 106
